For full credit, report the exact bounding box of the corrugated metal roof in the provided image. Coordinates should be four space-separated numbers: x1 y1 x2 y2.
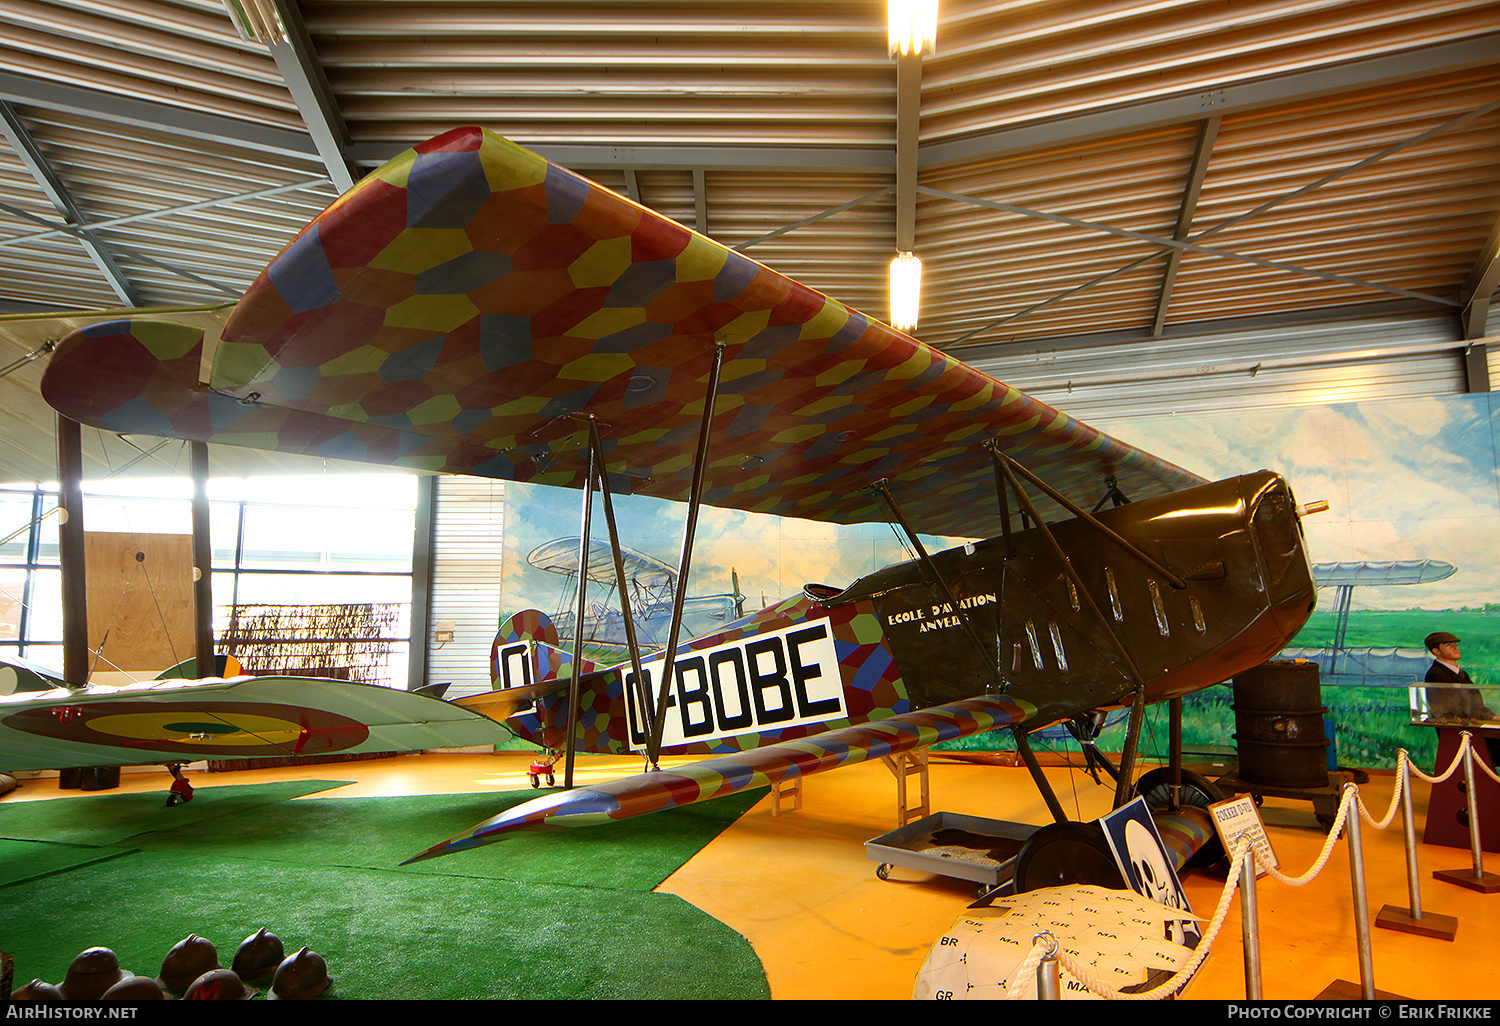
0 0 1497 483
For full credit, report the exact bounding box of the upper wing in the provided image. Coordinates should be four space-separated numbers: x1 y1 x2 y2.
1311 560 1457 587
402 692 1032 863
526 538 678 589
40 127 1203 537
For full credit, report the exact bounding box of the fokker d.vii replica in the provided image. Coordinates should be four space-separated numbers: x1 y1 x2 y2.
28 127 1319 868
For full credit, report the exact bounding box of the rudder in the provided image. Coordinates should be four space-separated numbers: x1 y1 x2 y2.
491 609 596 691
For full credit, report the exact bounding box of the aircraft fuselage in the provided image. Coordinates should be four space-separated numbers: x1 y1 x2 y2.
507 470 1316 755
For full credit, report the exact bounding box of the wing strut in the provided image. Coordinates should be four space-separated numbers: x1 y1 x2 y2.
987 443 1185 590
870 478 995 675
989 446 1017 556
1090 476 1132 514
1011 726 1068 823
1115 686 1150 808
988 449 1152 805
988 449 1147 688
561 430 596 790
585 415 651 768
644 343 726 768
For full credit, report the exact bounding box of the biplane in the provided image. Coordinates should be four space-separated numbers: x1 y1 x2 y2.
1280 560 1455 688
524 537 744 657
24 127 1320 872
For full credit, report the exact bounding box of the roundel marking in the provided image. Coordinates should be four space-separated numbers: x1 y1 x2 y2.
2 700 372 758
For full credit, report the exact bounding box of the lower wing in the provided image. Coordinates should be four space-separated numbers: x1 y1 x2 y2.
403 693 1033 864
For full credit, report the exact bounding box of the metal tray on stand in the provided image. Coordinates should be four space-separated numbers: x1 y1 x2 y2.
865 811 1039 897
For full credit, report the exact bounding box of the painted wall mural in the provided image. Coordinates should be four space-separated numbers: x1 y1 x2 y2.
499 480 966 663
1106 392 1500 770
494 392 1500 771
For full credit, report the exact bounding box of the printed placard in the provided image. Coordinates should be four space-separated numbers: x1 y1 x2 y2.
1208 795 1279 875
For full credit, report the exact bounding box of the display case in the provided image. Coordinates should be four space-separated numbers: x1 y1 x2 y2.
1409 681 1500 726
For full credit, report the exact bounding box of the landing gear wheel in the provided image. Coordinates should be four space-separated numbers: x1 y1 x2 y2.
1013 821 1127 894
1133 766 1225 810
545 771 556 787
1132 767 1227 868
528 774 540 788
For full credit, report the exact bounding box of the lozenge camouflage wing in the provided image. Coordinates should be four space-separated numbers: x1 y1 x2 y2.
41 127 1203 537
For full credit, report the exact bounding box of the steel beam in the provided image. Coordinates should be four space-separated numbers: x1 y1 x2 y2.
894 50 922 253
55 415 87 687
735 186 894 251
1464 342 1492 393
940 96 1500 348
1461 216 1500 343
190 441 214 677
919 34 1500 168
0 102 139 305
0 178 334 251
262 1 357 192
692 170 707 234
0 199 241 298
919 183 1458 310
1152 116 1219 337
0 72 319 161
407 475 436 692
4 34 1494 182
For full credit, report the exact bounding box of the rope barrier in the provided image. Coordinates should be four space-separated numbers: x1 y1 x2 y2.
1474 746 1500 787
1004 731 1491 1000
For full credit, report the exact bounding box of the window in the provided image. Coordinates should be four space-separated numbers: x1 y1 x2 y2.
0 473 417 687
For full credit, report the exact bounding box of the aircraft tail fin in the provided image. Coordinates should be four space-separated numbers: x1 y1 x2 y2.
453 610 596 725
155 654 244 680
0 652 75 695
490 609 597 690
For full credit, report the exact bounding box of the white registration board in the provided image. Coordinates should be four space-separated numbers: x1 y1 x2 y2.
623 619 845 750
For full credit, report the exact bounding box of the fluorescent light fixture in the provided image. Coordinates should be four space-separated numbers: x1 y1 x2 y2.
889 251 923 331
888 0 938 56
222 0 287 45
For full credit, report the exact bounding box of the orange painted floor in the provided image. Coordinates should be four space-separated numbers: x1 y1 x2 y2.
8 751 1499 1001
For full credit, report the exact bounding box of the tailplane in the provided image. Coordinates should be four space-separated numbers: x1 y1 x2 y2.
455 609 602 734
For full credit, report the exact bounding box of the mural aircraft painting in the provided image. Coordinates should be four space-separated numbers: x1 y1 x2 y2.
1281 560 1457 688
525 537 744 658
26 127 1320 868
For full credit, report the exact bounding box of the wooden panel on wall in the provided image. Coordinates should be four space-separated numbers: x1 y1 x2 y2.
84 532 194 675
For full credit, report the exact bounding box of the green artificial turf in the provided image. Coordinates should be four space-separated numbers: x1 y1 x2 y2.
0 851 763 1000
0 781 771 1000
0 838 135 888
126 787 768 890
0 780 352 846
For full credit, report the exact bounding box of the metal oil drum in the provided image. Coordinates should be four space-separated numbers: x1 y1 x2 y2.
1230 660 1330 789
